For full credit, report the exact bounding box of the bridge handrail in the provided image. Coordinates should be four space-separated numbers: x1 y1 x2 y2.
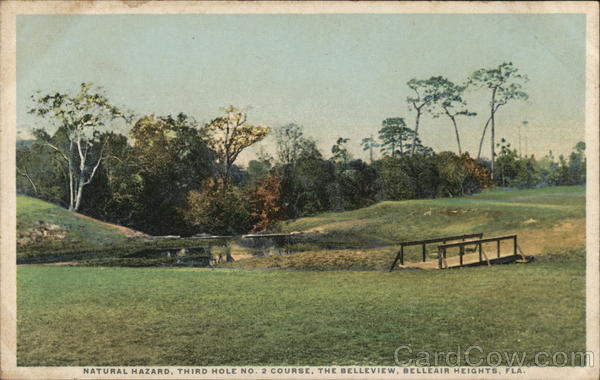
437 234 517 249
437 234 518 269
399 233 484 247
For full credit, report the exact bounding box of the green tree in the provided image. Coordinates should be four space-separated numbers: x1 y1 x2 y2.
568 141 586 185
130 113 215 234
378 117 414 157
274 123 310 166
556 155 571 185
333 159 379 210
331 137 351 164
278 145 335 218
16 140 43 196
183 178 253 235
247 152 273 187
494 138 518 187
360 135 379 163
75 131 143 225
536 151 560 186
205 106 269 186
16 136 67 204
28 83 128 211
514 156 539 188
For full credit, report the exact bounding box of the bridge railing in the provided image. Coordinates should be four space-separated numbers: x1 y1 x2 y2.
437 234 518 269
389 233 483 271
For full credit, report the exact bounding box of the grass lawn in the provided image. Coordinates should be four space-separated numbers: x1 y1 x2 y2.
17 186 588 366
18 253 585 366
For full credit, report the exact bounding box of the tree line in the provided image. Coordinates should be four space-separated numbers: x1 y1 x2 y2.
17 63 585 236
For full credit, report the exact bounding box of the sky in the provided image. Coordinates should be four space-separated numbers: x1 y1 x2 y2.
16 13 586 164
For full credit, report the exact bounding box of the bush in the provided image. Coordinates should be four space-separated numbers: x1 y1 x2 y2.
182 179 254 235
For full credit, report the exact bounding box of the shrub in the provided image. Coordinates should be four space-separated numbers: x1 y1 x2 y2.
182 179 254 235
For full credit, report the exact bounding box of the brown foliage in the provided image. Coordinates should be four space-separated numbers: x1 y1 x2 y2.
249 172 285 232
460 153 493 189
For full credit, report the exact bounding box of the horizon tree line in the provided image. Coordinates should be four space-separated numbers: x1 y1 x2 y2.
16 62 585 236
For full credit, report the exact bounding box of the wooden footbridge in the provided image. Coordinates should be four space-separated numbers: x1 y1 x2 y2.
389 233 530 271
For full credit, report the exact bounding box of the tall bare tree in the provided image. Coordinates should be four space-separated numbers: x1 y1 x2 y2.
428 77 476 155
469 62 528 178
406 78 442 155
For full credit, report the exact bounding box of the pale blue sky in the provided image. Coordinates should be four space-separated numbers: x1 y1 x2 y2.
17 14 586 163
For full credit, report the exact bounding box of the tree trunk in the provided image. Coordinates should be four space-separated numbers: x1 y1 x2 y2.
490 87 497 180
73 176 85 211
67 141 75 211
476 115 492 160
410 108 421 155
18 169 38 194
71 139 105 212
446 110 462 155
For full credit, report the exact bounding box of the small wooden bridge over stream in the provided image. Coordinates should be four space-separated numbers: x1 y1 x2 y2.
389 233 531 271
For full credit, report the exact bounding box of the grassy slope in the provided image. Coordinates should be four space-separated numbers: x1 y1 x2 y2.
18 255 585 366
224 186 585 269
17 196 218 264
17 195 130 252
280 186 584 241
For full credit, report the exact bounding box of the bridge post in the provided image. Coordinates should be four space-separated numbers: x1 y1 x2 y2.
478 242 482 262
459 245 464 267
438 247 442 269
400 245 404 266
443 248 447 268
513 236 517 255
422 244 426 262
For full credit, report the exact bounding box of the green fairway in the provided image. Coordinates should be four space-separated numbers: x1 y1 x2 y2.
18 254 585 366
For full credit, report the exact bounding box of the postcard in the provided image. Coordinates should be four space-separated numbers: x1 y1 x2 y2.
1 1 598 379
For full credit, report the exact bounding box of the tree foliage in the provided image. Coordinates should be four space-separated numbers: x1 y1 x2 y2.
249 172 285 232
205 106 269 186
378 117 414 158
129 113 215 234
183 178 253 235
